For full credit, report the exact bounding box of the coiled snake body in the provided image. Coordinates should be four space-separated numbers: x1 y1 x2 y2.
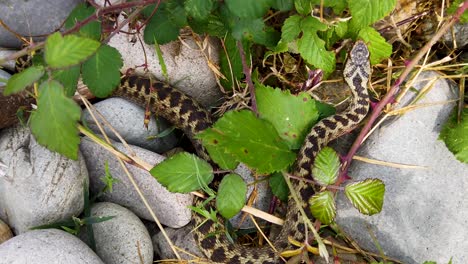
17 41 370 263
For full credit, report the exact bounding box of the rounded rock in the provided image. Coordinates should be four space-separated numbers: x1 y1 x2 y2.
0 219 13 244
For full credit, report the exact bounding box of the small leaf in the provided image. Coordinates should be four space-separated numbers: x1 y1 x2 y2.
219 35 243 89
231 18 280 47
256 84 319 149
204 144 239 170
297 30 335 74
4 66 44 95
294 0 312 15
64 3 101 40
197 110 296 174
143 4 181 44
269 172 288 202
30 80 81 159
150 152 213 193
439 108 468 163
345 179 385 215
45 32 100 69
349 0 396 29
185 0 215 20
312 147 340 185
216 174 247 219
281 15 302 42
358 27 392 64
52 65 80 97
82 44 123 97
272 0 293 11
225 0 271 18
309 190 336 224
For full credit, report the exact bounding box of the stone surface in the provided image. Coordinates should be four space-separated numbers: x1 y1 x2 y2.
0 69 11 86
0 219 13 244
0 229 104 264
82 98 178 153
108 15 223 108
0 0 82 48
230 163 273 229
152 224 204 261
82 202 153 264
80 137 193 228
0 49 16 71
335 71 467 263
0 126 88 234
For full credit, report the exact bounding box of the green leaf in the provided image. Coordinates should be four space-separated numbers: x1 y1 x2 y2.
219 35 243 89
216 174 247 219
226 0 272 18
45 32 100 69
312 147 340 185
309 190 336 224
255 84 319 149
4 66 44 95
198 110 296 174
349 0 396 29
30 80 81 160
297 29 335 74
294 0 312 15
185 0 215 20
345 179 385 215
52 65 80 97
204 144 239 170
439 108 468 163
82 44 123 97
272 0 294 11
231 18 280 47
358 27 392 64
143 4 181 44
166 0 188 27
64 3 101 40
188 14 227 37
269 172 288 202
281 15 302 42
150 152 214 193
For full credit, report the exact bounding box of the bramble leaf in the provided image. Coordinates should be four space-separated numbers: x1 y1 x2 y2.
358 27 392 64
64 3 101 40
269 172 288 202
52 65 80 97
439 108 468 163
143 4 181 44
297 29 335 74
198 110 296 174
204 144 239 170
185 0 215 20
345 179 385 215
45 32 100 69
4 66 44 95
349 0 396 29
281 15 302 42
220 35 243 90
255 84 319 149
294 0 311 15
309 190 336 224
225 0 272 18
30 80 81 159
312 147 340 185
82 45 123 97
150 152 213 193
216 174 247 219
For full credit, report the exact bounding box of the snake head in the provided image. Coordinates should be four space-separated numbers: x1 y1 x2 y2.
349 41 370 67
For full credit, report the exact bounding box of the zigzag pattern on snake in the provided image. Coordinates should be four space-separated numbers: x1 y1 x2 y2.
16 40 371 263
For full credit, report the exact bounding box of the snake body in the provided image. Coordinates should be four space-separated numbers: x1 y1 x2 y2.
14 41 370 263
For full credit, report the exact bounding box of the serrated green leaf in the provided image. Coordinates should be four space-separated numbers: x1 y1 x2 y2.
345 179 385 215
189 14 227 37
45 32 100 69
166 0 188 27
231 18 280 47
357 27 392 64
4 66 44 95
294 0 312 15
150 152 214 193
301 16 327 31
82 44 123 97
309 190 336 224
52 65 80 97
349 0 396 29
312 147 340 185
30 80 81 159
297 30 335 74
439 108 468 163
220 35 243 90
198 110 296 174
204 144 239 170
256 84 319 149
185 0 215 20
269 172 288 202
226 0 272 18
64 3 101 40
143 4 181 44
281 15 302 42
272 0 294 11
335 21 348 38
216 174 247 219
309 0 347 13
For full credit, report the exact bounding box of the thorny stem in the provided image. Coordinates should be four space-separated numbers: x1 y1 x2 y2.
237 40 258 115
339 1 468 180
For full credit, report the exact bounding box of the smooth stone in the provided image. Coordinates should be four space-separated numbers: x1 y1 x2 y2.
80 137 192 228
0 69 11 86
335 71 467 263
108 16 223 108
82 98 178 153
0 219 13 244
0 229 103 264
0 126 88 234
0 50 16 71
0 0 82 48
152 225 204 261
230 163 272 229
82 202 153 264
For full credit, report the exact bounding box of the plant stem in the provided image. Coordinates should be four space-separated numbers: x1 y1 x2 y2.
237 40 258 115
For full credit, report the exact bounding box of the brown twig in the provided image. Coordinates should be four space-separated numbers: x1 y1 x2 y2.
339 1 468 180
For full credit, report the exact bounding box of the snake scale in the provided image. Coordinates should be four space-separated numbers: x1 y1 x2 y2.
15 40 370 263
